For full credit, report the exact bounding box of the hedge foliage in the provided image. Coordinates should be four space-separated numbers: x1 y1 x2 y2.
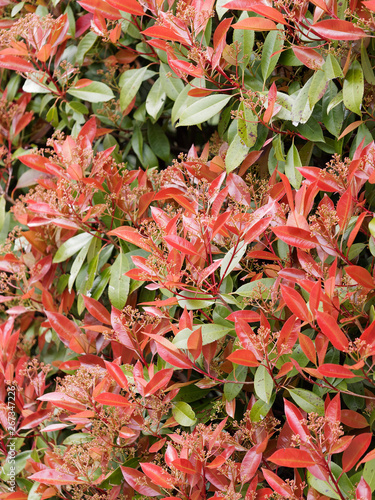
0 0 375 499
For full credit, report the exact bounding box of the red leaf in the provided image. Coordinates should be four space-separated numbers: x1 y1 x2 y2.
342 433 372 472
298 333 316 365
268 448 315 467
0 55 34 72
226 310 260 322
141 26 189 44
82 296 111 324
105 0 144 15
345 265 374 289
164 235 200 256
38 392 86 413
171 458 196 474
356 478 372 500
121 466 161 496
19 154 50 173
108 227 152 252
297 166 340 192
227 349 260 367
104 360 129 389
232 17 278 31
347 212 366 249
77 0 121 19
19 410 51 430
246 4 286 24
95 392 133 407
140 463 174 489
244 217 272 244
187 327 203 361
317 363 355 379
262 469 293 497
212 17 233 69
316 311 349 351
240 447 262 483
145 368 173 396
312 20 367 40
363 0 375 9
341 410 369 429
146 333 193 369
169 59 203 77
292 47 324 70
281 285 311 322
28 469 85 485
272 226 318 249
284 399 311 443
337 188 353 230
45 311 81 348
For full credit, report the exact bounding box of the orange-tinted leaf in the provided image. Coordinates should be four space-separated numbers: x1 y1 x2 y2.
226 310 261 322
95 392 132 407
268 448 315 467
104 360 129 389
232 17 278 31
146 333 193 369
164 235 200 256
28 470 85 485
247 4 286 24
240 447 262 483
345 265 374 289
341 410 369 429
297 166 340 192
78 0 121 19
121 466 161 496
298 333 316 364
317 363 355 379
262 469 293 497
19 154 50 173
342 433 372 472
187 327 202 361
140 463 174 489
281 285 311 322
316 311 349 351
141 26 189 44
312 20 367 40
272 226 318 249
337 188 353 230
337 120 363 141
172 458 196 474
108 227 152 252
105 0 144 15
145 368 173 396
0 55 34 72
293 47 325 69
227 349 259 367
82 296 111 324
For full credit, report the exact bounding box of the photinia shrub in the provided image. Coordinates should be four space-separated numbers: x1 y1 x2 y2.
0 0 374 499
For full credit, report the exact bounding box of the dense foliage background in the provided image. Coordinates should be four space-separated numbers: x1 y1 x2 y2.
0 0 375 499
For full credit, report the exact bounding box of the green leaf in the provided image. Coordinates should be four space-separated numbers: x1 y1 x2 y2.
233 12 254 70
363 459 375 491
131 126 143 162
327 89 343 114
369 217 375 238
53 233 94 263
235 278 275 298
250 399 272 422
261 28 284 82
109 252 130 309
361 40 375 85
67 101 89 115
289 117 325 142
306 472 341 499
68 239 91 292
323 54 343 80
178 94 232 127
177 291 215 310
291 77 314 125
172 402 197 426
237 101 258 147
67 81 114 103
173 324 233 348
171 78 204 125
220 241 247 279
145 78 166 120
343 60 364 115
322 81 344 138
254 364 274 404
308 70 328 107
147 122 170 162
0 196 5 233
285 142 302 189
289 388 325 415
160 63 184 101
225 133 250 173
120 66 148 111
224 364 248 401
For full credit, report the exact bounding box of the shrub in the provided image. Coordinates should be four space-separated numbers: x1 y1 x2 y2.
0 0 374 499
